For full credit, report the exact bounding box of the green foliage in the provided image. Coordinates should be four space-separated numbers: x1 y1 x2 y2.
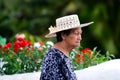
70 47 115 70
0 36 6 47
1 48 45 75
0 34 115 75
0 34 52 75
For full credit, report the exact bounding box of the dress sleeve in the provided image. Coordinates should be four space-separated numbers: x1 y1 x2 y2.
40 51 65 80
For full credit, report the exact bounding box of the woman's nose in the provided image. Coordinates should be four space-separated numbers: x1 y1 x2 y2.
78 35 82 40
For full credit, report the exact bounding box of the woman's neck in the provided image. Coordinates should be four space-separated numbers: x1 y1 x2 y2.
53 42 73 57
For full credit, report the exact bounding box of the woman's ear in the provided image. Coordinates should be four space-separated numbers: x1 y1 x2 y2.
61 32 66 40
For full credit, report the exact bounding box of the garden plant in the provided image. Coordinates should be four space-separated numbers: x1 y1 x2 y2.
0 34 114 75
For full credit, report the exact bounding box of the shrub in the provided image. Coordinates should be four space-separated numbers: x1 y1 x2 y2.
0 35 51 75
70 47 115 70
0 34 115 75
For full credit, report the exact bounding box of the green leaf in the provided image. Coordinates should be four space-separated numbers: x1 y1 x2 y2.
0 36 6 46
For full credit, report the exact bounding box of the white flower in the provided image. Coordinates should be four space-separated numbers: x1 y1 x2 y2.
34 42 40 48
46 41 54 46
46 41 54 48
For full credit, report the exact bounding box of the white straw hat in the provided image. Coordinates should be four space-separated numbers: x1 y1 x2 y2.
45 14 94 38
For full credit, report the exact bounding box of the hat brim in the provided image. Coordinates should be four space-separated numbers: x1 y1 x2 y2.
45 22 94 38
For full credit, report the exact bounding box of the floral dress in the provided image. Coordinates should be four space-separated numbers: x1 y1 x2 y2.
40 48 77 80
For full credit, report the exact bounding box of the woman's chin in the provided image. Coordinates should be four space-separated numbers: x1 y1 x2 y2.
74 44 80 47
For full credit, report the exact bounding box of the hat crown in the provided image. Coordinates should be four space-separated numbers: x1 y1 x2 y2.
56 14 80 31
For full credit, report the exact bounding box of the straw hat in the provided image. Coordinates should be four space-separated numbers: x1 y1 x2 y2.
45 14 94 38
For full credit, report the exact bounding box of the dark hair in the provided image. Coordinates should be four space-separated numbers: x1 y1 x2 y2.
56 29 72 42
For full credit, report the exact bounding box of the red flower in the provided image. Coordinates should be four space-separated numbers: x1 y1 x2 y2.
76 54 81 58
14 48 18 53
4 42 12 48
75 48 92 64
75 54 81 64
14 42 21 48
32 46 34 50
14 42 20 53
81 48 91 54
0 45 2 48
76 59 81 64
75 54 84 64
26 48 30 53
21 40 28 47
39 41 44 46
17 38 31 47
17 38 24 41
13 38 32 53
81 48 92 59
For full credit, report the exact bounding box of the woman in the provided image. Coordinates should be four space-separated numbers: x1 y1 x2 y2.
40 14 93 80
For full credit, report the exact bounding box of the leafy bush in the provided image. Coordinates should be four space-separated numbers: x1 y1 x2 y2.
70 47 115 70
0 35 51 75
0 34 114 75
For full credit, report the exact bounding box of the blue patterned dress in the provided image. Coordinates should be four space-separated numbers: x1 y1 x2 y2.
40 48 77 80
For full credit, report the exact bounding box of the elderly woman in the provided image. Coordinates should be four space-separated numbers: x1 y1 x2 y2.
40 14 93 80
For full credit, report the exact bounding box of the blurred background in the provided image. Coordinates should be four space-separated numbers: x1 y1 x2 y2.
0 0 120 58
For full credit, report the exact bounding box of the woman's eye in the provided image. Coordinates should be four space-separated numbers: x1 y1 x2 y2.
74 32 80 35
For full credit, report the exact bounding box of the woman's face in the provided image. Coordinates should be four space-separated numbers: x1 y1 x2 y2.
63 28 82 48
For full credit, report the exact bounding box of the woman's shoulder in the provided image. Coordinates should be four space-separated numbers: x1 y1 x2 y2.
46 48 62 56
42 48 64 65
44 48 62 59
